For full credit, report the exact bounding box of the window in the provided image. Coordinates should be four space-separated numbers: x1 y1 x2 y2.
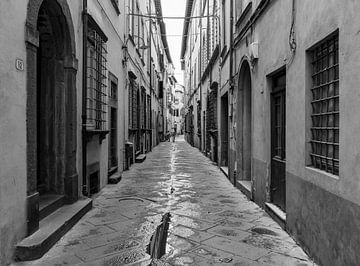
207 85 217 131
87 18 108 131
310 32 339 175
110 80 117 100
128 76 139 130
146 95 151 129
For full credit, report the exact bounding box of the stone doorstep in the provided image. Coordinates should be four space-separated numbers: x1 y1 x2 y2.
39 194 65 220
108 172 122 184
14 198 93 261
220 166 229 177
236 180 252 200
265 202 286 230
135 154 146 163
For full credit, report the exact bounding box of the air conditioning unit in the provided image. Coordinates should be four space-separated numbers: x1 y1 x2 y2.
249 42 259 60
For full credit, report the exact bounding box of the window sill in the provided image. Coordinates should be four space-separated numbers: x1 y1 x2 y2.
305 166 339 181
85 129 109 144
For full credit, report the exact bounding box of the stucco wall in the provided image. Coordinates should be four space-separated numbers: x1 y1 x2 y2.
231 0 360 265
0 1 28 263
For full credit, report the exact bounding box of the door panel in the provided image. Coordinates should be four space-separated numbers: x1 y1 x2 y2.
271 82 286 211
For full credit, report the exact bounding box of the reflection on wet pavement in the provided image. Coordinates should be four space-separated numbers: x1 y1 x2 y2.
16 136 316 265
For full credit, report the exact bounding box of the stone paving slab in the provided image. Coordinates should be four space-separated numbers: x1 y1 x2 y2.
14 136 316 265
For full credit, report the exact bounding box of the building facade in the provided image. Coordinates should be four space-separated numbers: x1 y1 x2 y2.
0 0 172 263
181 0 360 265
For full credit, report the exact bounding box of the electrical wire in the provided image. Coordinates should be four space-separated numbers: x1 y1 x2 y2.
287 0 297 67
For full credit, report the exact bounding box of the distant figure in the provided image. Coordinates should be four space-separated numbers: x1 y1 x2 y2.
172 129 176 142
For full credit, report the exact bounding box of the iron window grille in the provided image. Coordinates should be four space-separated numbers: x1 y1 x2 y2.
310 32 339 175
147 95 151 129
207 87 218 131
87 27 107 131
141 88 146 129
128 77 139 130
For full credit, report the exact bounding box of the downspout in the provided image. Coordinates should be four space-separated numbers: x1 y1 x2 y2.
229 0 235 186
199 0 202 151
82 0 88 196
149 0 152 144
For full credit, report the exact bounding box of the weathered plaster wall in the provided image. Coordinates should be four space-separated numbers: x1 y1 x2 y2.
287 172 360 266
287 0 360 206
0 1 28 263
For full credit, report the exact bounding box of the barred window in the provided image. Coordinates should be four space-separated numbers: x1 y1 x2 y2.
141 88 146 129
87 23 107 131
146 95 151 129
310 32 339 175
207 86 217 131
128 77 139 130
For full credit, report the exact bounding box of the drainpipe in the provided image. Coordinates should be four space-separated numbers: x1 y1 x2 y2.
82 0 88 196
149 0 152 144
229 0 235 186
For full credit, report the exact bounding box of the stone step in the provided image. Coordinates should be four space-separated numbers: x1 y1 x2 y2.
220 166 229 177
135 154 146 163
15 198 92 261
39 193 64 220
236 180 252 200
265 202 286 230
108 172 122 184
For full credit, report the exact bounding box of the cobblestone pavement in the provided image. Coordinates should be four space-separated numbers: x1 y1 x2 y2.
16 136 316 265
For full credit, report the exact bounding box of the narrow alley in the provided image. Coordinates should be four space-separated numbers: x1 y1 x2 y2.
16 136 315 265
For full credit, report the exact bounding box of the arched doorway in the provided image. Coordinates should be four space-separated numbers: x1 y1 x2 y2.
236 61 252 188
26 0 78 235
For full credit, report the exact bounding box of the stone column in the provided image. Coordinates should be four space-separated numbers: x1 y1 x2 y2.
64 55 78 203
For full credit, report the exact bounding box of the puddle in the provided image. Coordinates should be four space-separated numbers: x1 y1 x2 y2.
251 227 278 236
146 212 171 259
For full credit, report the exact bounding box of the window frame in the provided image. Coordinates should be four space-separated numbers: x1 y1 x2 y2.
308 31 339 175
86 16 108 132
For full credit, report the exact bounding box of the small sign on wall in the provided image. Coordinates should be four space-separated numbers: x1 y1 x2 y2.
15 58 24 71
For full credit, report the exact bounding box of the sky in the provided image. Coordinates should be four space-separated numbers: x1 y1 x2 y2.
161 0 187 85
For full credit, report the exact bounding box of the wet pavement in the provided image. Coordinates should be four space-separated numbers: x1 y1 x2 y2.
16 136 316 265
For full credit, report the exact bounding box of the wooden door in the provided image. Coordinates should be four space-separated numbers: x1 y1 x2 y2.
271 74 286 211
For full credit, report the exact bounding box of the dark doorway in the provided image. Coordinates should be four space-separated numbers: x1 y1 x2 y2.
36 0 69 195
237 62 252 183
221 93 229 166
271 72 286 211
26 0 78 235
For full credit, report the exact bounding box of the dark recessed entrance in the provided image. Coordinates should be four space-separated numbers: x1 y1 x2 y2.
270 71 286 211
221 93 229 167
26 0 78 235
236 61 252 187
